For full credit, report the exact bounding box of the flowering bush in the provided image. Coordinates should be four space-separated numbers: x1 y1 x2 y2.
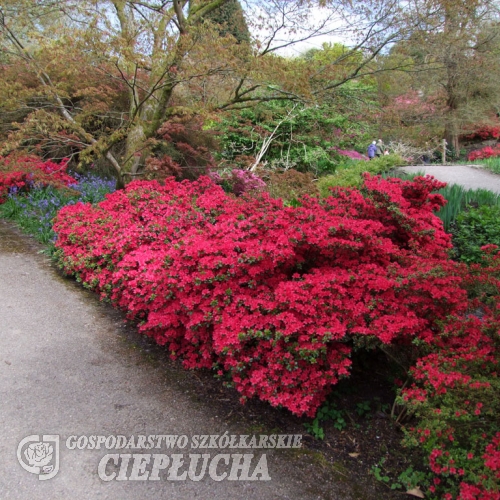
51 172 500 497
464 126 500 142
468 146 500 162
0 174 116 244
52 173 471 418
229 169 266 196
399 246 500 499
0 155 76 203
209 169 266 196
391 91 437 115
334 148 368 161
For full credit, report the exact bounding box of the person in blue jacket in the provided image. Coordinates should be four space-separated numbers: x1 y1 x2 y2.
367 141 377 160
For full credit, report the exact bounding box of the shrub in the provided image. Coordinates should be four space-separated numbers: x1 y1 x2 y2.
464 125 500 141
303 146 337 175
317 154 404 194
452 205 500 263
209 169 266 196
51 172 500 498
468 146 500 162
0 155 76 203
387 171 500 232
216 101 373 175
399 247 500 499
145 116 218 181
53 173 468 417
333 148 368 161
265 170 319 201
0 174 116 245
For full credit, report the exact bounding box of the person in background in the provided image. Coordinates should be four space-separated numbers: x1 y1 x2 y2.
367 141 377 160
376 139 384 157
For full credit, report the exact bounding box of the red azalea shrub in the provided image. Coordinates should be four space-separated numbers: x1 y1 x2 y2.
468 146 500 162
464 126 500 142
53 173 472 417
400 247 500 499
53 173 500 496
0 155 76 203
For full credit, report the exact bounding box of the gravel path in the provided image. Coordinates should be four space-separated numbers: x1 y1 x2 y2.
0 221 352 500
398 165 500 193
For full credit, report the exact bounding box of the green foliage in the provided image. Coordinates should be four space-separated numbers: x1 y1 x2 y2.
217 100 374 174
374 396 391 415
303 417 326 440
382 169 425 181
299 42 378 106
0 186 74 245
302 42 363 66
304 399 347 439
372 459 430 492
388 170 500 232
205 0 250 43
397 466 429 492
355 400 371 417
317 155 404 195
303 146 336 175
435 185 500 233
452 205 500 263
435 184 469 232
371 458 392 486
477 156 500 175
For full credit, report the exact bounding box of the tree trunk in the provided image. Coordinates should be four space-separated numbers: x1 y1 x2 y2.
120 78 179 183
444 121 460 158
122 122 148 181
445 57 461 159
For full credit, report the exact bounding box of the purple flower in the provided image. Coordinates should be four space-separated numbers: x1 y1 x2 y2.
230 170 266 196
335 148 368 161
208 171 223 183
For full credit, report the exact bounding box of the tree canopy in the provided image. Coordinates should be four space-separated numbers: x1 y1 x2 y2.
1 0 499 180
378 0 500 151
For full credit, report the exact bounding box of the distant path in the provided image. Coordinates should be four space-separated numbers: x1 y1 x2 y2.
398 165 500 194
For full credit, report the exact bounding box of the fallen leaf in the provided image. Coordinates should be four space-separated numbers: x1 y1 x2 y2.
348 453 360 458
406 487 425 498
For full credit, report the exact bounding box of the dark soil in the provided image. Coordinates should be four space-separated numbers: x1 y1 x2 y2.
112 320 427 500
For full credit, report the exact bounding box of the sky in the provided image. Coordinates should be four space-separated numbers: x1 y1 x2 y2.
244 3 349 58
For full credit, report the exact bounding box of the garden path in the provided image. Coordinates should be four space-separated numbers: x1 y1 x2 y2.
398 165 500 193
0 220 354 500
